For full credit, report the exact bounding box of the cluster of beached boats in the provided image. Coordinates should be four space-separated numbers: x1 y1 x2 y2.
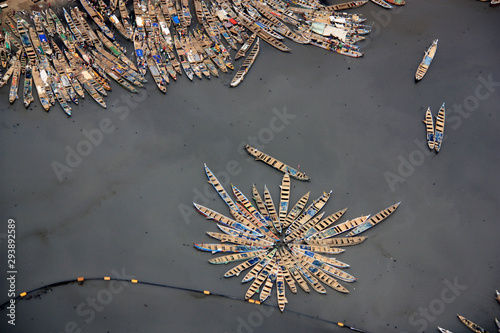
193 147 400 311
0 0 376 116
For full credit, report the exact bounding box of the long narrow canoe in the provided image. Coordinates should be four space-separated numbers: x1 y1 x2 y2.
370 0 393 8
235 33 256 60
423 107 435 150
302 208 347 239
283 192 310 229
9 58 21 104
275 267 287 311
209 250 266 265
245 259 276 299
287 191 332 235
259 264 278 302
230 38 260 87
279 174 291 225
284 212 324 243
306 236 367 247
385 0 405 5
263 185 281 233
223 252 268 277
415 39 438 81
434 103 445 153
457 315 488 333
244 144 311 181
324 0 368 11
306 215 368 241
347 202 400 236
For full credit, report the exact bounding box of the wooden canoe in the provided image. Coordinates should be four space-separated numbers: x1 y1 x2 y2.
457 315 489 333
385 0 405 5
230 38 260 87
434 103 445 152
287 191 332 235
347 202 400 236
370 0 393 8
302 208 347 239
423 107 435 150
244 144 311 181
415 39 438 81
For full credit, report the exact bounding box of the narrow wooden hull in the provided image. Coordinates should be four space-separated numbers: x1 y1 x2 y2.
347 202 400 236
415 39 438 81
434 102 445 152
370 0 393 8
244 144 311 181
424 107 435 150
457 315 488 333
231 38 260 87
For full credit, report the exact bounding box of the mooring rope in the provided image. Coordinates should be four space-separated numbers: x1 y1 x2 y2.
0 276 370 332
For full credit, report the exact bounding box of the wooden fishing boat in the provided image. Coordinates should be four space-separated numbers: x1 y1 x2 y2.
97 0 130 40
194 243 270 254
306 236 366 247
437 327 452 333
287 191 332 235
415 39 438 81
65 50 106 108
96 30 138 72
275 267 287 311
192 29 228 73
370 0 393 8
43 10 57 37
263 184 281 233
457 315 488 333
324 0 368 11
230 38 259 87
238 13 291 52
4 15 19 38
0 65 15 88
434 102 445 152
242 250 277 283
231 185 270 229
32 65 51 111
133 30 149 78
282 192 309 230
208 250 266 265
181 0 192 27
244 144 311 181
495 317 499 331
235 33 256 60
69 7 91 45
423 107 435 150
279 174 291 225
73 7 100 45
279 248 310 293
288 244 345 255
285 212 324 242
33 15 52 56
23 64 34 107
9 58 21 104
306 214 367 241
193 203 260 236
146 56 168 93
347 202 400 236
50 79 72 116
224 251 269 278
51 40 85 100
173 34 194 80
385 0 405 5
64 7 84 43
302 208 347 239
118 0 135 40
80 0 115 40
17 19 37 64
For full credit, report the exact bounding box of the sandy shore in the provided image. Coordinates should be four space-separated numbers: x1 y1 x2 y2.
0 0 499 332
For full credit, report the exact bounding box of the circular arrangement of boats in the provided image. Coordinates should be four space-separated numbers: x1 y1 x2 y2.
193 162 400 311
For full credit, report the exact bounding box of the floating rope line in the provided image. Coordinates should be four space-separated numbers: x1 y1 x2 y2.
0 275 370 332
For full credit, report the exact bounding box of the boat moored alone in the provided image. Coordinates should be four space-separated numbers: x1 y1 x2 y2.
415 39 438 81
244 144 311 181
457 315 489 333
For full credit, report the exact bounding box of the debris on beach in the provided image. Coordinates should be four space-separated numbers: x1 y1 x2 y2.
415 38 438 82
0 0 376 116
423 102 445 153
193 164 400 311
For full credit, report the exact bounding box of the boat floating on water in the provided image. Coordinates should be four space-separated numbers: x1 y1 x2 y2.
415 39 438 82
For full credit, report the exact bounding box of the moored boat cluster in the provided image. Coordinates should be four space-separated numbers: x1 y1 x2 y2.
193 160 400 311
0 0 375 116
